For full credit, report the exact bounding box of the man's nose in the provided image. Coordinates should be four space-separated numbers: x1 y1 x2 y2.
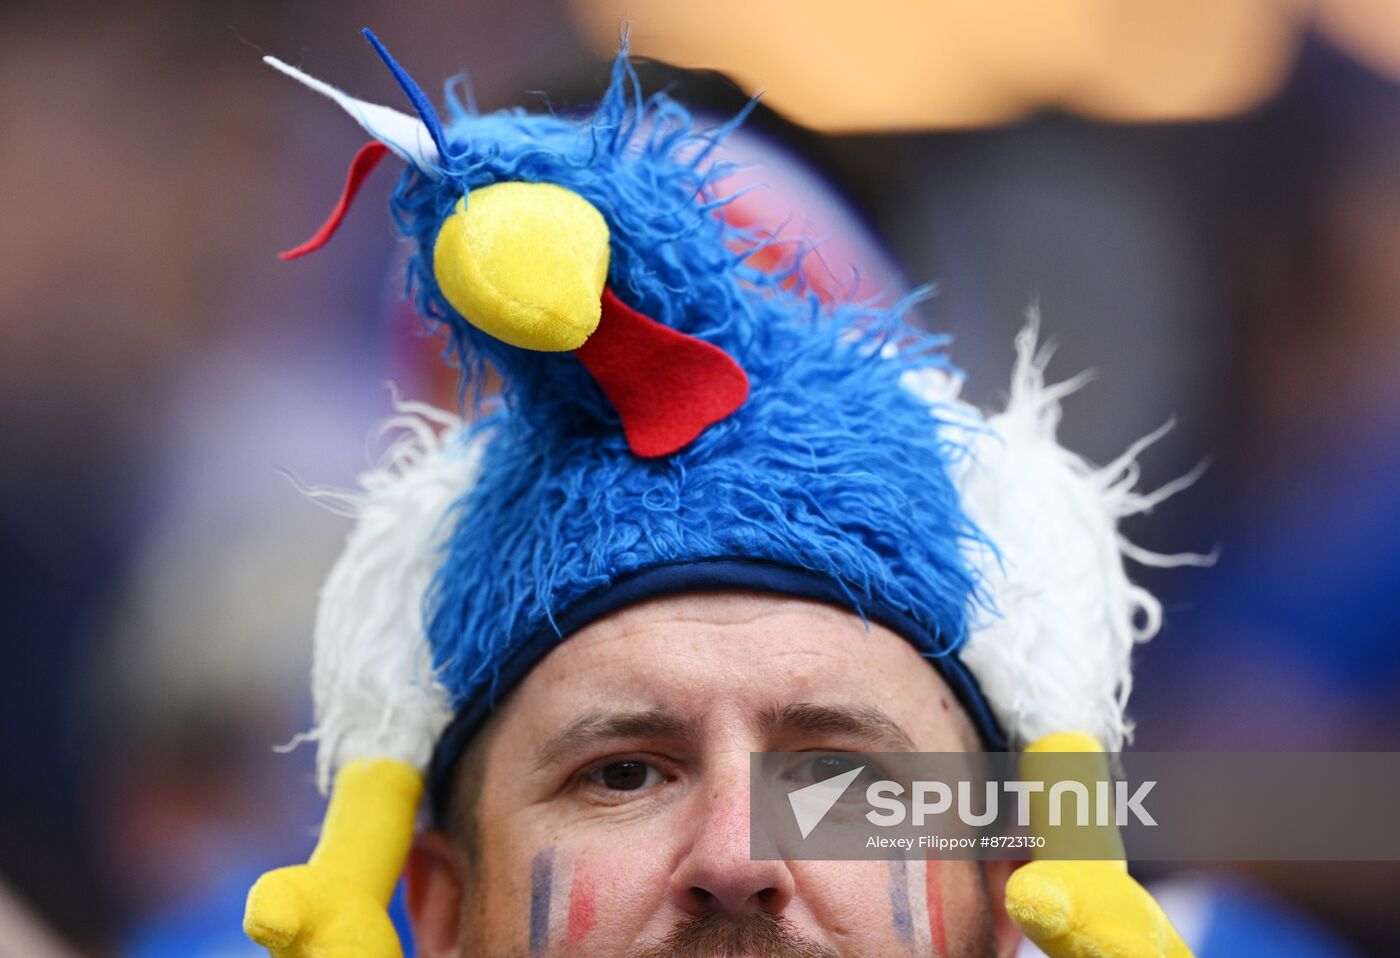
669 762 796 917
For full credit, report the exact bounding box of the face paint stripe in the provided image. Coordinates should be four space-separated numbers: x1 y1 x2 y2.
907 858 932 955
886 858 916 951
550 855 573 935
529 847 555 956
566 866 597 942
925 858 947 956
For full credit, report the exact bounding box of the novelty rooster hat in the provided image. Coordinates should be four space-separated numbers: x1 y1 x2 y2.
265 30 1201 825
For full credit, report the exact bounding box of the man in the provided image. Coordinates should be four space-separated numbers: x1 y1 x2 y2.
407 593 1019 957
245 31 1195 957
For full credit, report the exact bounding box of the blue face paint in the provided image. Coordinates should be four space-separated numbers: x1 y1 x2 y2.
529 847 556 956
886 859 916 951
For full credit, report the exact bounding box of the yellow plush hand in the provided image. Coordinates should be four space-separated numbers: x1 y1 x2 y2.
245 862 404 958
244 758 423 958
1007 859 1191 958
1004 733 1193 958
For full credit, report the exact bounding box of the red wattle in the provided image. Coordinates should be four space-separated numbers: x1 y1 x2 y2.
279 141 390 261
573 288 750 458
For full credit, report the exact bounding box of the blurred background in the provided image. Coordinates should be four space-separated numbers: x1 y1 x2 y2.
3 1 1399 955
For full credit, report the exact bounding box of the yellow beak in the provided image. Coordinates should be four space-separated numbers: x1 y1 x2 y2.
432 181 611 352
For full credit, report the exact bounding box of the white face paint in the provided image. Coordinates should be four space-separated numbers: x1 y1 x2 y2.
262 56 442 176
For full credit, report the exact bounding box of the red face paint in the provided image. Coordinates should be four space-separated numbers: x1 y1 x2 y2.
566 865 596 942
924 859 947 956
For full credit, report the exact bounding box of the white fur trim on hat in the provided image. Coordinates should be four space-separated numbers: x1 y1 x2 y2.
906 314 1211 750
287 393 472 793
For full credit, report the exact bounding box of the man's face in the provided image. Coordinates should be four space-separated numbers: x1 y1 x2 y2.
407 592 1021 957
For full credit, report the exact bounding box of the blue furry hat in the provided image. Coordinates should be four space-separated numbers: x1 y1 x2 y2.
267 31 1195 816
396 47 995 803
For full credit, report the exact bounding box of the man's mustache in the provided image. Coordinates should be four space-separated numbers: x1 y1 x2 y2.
626 911 840 958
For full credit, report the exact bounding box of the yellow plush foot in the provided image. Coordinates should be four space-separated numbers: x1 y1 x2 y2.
244 757 422 958
1006 733 1193 958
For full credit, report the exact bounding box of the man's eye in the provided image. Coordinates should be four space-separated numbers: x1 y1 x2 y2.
782 753 865 786
588 759 663 792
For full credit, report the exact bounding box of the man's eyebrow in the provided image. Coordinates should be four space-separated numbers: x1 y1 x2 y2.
757 702 918 752
534 708 701 771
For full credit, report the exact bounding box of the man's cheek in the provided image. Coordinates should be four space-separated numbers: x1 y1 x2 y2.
789 859 960 954
517 843 672 955
788 860 901 944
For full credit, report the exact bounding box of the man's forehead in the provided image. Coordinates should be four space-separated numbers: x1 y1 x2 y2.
520 591 913 702
491 591 979 755
572 590 871 635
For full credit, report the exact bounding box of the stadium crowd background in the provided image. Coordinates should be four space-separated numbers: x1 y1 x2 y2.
3 2 1399 954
